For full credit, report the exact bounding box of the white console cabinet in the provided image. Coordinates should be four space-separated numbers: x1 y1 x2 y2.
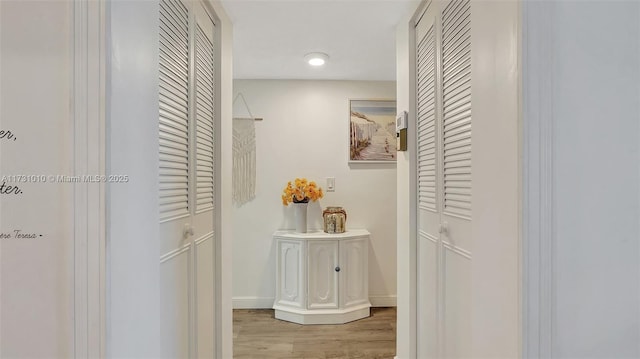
273 229 371 324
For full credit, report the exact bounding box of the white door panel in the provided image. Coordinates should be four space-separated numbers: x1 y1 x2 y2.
308 240 339 309
417 232 438 358
443 247 471 358
195 235 215 358
276 240 305 308
340 238 368 308
160 249 191 358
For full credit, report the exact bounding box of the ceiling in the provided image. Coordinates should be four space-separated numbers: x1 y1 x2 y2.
220 0 420 81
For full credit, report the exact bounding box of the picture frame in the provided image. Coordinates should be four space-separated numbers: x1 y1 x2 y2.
349 99 397 163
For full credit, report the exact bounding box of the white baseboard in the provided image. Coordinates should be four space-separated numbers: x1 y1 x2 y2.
369 295 397 307
233 295 397 309
233 296 275 309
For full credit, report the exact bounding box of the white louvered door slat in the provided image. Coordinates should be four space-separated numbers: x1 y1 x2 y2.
159 0 190 221
195 23 215 213
442 0 471 219
417 26 437 212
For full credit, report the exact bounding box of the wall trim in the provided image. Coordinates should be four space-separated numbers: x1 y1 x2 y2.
233 297 275 309
73 1 106 357
403 2 425 359
232 296 397 309
369 295 397 307
522 1 555 357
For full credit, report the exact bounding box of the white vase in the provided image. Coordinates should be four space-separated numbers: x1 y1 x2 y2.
293 202 308 233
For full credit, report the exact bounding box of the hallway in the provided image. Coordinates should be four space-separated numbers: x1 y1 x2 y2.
1 0 639 357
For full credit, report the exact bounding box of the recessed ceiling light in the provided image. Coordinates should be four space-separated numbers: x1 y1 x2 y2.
304 52 329 66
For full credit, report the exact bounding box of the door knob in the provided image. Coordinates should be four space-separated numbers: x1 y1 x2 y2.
335 266 341 272
183 223 194 238
438 222 449 234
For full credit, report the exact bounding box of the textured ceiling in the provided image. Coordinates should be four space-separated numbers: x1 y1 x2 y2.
221 0 419 81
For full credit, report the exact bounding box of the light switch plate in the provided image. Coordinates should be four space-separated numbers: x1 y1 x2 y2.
326 177 335 192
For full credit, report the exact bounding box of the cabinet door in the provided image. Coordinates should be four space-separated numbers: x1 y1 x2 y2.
307 241 339 309
276 239 305 308
340 237 369 307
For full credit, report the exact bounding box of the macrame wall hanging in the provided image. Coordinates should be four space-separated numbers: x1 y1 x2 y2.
232 93 262 206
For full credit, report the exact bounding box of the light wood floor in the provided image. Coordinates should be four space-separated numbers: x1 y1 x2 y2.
233 307 396 359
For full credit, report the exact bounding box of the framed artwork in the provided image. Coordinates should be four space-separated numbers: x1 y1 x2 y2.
349 99 397 163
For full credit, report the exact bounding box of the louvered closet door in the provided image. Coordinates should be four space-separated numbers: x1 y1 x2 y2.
415 4 439 358
159 0 217 357
415 0 472 357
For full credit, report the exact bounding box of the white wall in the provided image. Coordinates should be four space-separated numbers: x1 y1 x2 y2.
0 2 74 357
107 1 161 357
470 1 521 357
524 1 640 357
232 80 397 308
553 4 639 355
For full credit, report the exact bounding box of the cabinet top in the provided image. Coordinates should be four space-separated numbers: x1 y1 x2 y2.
273 229 370 240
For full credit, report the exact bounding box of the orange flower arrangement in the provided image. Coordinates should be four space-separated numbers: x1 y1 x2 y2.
281 177 323 205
